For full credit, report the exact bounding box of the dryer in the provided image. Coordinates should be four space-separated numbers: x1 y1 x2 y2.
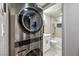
9 3 43 56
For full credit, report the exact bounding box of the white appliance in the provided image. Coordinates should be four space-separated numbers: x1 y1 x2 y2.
43 34 51 53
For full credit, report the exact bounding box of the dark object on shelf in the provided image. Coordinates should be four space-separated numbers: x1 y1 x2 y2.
57 23 62 28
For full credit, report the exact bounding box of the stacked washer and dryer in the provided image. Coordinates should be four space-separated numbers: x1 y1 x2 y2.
9 3 43 56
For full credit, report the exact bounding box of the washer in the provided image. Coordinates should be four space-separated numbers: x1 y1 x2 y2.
12 3 44 56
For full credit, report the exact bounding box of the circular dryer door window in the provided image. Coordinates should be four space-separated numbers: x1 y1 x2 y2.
18 8 43 33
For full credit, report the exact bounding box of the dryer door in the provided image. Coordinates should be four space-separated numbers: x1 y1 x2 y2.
18 8 43 33
26 48 42 56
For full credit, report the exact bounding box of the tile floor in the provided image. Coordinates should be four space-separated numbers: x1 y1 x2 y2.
43 37 62 56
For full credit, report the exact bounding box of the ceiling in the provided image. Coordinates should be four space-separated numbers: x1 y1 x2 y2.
43 3 62 18
36 3 55 10
37 3 47 7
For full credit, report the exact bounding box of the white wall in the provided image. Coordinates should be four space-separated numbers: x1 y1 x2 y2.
50 16 55 37
55 16 62 38
0 4 9 56
43 13 62 38
63 3 79 56
43 13 56 37
43 13 51 34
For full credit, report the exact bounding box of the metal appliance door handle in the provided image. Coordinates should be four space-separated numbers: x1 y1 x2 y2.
1 24 5 37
